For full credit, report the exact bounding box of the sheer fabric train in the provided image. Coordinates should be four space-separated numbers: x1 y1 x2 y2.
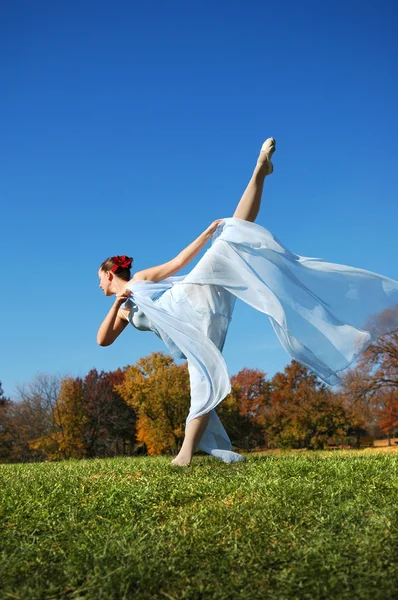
123 217 398 463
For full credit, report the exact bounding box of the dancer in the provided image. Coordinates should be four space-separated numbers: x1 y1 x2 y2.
97 138 398 466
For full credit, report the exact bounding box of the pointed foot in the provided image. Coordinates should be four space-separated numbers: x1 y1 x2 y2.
257 137 276 174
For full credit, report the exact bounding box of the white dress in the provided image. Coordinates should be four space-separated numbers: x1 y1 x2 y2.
122 218 398 463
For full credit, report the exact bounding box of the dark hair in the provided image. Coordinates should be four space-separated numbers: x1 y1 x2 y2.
100 256 133 282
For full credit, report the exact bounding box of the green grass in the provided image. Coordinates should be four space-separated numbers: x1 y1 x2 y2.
1 450 398 600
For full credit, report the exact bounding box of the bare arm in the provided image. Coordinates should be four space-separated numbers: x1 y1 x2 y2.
132 219 223 282
97 292 130 346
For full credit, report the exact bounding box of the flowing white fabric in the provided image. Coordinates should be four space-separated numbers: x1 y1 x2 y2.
124 217 398 462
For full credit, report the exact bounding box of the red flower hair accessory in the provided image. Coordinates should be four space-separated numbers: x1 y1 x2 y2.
111 255 132 272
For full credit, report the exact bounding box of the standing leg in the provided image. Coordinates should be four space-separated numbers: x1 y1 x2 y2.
170 313 234 467
233 137 276 223
170 412 211 466
170 138 276 467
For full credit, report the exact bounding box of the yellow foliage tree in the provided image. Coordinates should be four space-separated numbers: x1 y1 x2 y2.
116 352 191 455
53 377 88 459
28 432 65 461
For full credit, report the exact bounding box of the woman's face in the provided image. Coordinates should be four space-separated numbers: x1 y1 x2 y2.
98 269 113 296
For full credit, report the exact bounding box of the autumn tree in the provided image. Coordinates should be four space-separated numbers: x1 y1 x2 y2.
337 306 398 443
337 362 380 447
217 368 270 449
0 374 62 463
83 369 137 457
0 381 14 462
51 377 87 459
116 352 191 456
374 387 398 444
265 360 350 449
360 305 398 393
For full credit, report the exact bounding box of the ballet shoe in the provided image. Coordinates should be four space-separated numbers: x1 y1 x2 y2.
258 137 276 174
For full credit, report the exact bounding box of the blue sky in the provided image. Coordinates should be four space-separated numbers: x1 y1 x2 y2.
1 0 397 399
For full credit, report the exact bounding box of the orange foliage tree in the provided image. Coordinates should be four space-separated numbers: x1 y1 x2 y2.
376 388 398 443
265 360 350 449
116 352 191 456
217 368 270 449
52 377 87 459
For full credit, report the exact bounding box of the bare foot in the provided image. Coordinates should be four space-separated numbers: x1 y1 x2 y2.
257 137 276 175
170 455 191 467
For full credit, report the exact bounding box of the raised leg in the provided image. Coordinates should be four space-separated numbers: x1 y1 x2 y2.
233 137 276 223
170 412 211 466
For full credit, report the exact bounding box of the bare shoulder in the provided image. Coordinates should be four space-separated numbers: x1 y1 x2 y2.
131 271 149 281
130 259 180 283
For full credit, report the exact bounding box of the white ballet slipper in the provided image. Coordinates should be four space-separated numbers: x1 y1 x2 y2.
259 137 276 174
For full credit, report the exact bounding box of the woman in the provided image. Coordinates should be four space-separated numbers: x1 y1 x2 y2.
97 137 398 466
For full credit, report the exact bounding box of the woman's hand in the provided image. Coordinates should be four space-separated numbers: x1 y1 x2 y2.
204 219 223 240
114 289 132 307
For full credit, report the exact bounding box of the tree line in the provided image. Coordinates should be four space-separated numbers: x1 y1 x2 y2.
1 327 397 463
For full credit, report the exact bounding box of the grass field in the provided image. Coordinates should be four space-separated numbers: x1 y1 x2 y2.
1 448 398 600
